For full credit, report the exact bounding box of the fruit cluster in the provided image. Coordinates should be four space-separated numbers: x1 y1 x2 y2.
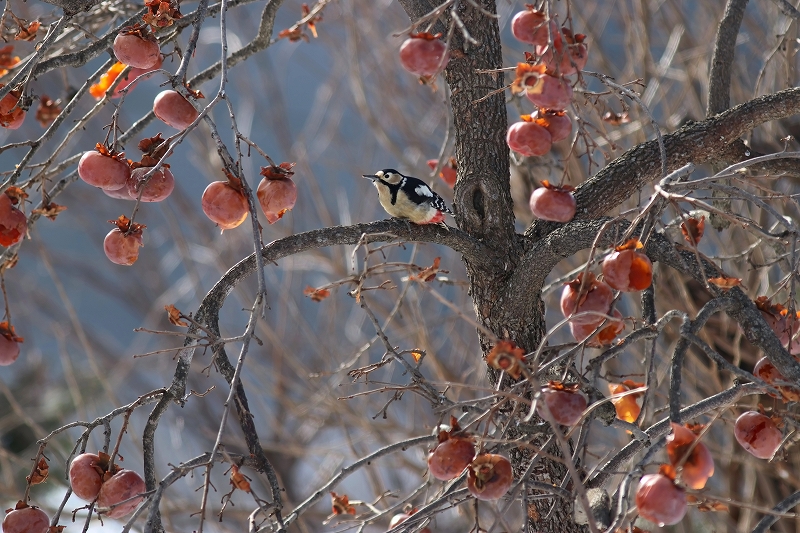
2 451 146 531
426 417 513 501
635 423 715 526
506 7 587 159
69 452 146 519
559 240 653 346
76 135 297 265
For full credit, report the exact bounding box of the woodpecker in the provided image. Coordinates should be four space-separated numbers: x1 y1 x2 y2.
363 169 453 225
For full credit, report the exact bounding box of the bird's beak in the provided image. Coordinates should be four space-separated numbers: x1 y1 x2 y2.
362 174 378 181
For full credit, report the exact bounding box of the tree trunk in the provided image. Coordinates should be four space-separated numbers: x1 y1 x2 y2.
397 1 581 531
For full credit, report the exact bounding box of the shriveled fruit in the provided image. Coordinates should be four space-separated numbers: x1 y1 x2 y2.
1 504 49 533
570 308 624 346
635 473 687 526
529 181 575 222
153 90 198 130
466 454 513 501
525 73 573 110
257 170 297 223
538 382 587 426
602 239 653 291
666 423 714 490
510 9 551 46
69 453 105 501
96 469 146 519
507 120 552 157
734 411 782 459
78 149 131 190
754 356 800 402
0 87 24 130
399 33 449 77
0 192 26 247
127 166 174 202
0 333 19 366
560 272 613 325
201 181 249 230
113 31 160 69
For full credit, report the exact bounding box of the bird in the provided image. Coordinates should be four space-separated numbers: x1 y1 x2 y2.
362 169 453 225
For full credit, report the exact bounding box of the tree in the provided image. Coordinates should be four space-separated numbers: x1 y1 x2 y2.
2 0 800 531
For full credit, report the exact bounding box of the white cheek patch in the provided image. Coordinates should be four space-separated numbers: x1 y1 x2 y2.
415 185 433 197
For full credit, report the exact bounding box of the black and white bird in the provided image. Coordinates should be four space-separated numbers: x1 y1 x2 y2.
363 169 453 225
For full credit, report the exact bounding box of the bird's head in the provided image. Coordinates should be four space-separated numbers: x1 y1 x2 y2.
363 169 404 186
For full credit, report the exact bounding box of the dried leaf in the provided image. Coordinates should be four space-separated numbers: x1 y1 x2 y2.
164 304 189 326
229 465 251 493
184 84 204 99
132 134 170 169
690 495 729 512
4 186 27 205
31 202 66 221
304 286 331 302
301 3 322 38
108 215 146 235
222 168 243 191
330 491 355 515
14 20 40 41
278 27 307 42
260 162 296 179
26 457 48 485
35 95 61 128
708 277 741 290
602 111 630 126
485 340 526 380
681 216 705 246
143 0 182 28
411 257 443 282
